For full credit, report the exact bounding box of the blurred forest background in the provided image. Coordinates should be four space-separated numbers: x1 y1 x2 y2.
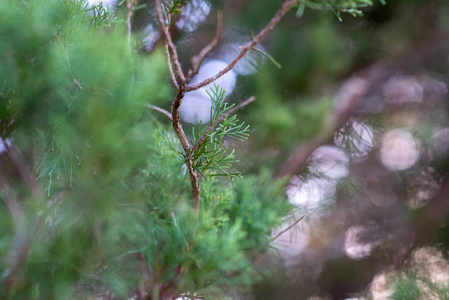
2 0 449 299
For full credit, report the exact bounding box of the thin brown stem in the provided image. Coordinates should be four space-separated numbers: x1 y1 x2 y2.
148 105 173 121
154 0 186 83
0 187 33 297
165 43 179 88
169 91 200 214
185 0 299 92
274 77 369 179
186 11 223 82
271 215 305 241
171 91 190 153
126 0 140 83
2 140 42 199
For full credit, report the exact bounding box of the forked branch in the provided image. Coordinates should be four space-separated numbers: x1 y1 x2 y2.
185 0 300 92
151 0 300 214
154 0 186 83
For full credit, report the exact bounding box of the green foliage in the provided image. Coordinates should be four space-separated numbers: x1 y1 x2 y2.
296 0 386 20
0 0 290 298
391 274 421 300
162 0 185 26
85 1 118 29
190 84 250 178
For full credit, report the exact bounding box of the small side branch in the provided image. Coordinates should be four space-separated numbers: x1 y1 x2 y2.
186 11 223 82
0 188 31 297
165 43 179 88
126 0 140 83
2 140 42 199
188 96 255 214
189 96 256 158
271 215 305 241
154 0 186 83
185 0 299 92
126 0 140 52
148 105 173 121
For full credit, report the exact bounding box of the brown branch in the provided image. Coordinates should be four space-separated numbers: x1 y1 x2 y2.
165 43 179 88
126 0 140 50
0 187 32 297
2 140 42 199
274 77 369 179
271 215 305 241
168 91 200 215
148 104 173 121
185 0 300 92
126 0 140 83
170 91 190 153
186 11 223 82
154 0 186 83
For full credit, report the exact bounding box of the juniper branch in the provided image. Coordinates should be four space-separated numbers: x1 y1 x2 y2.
189 96 256 160
185 0 300 92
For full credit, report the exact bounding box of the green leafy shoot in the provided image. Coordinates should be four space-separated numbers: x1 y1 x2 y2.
251 47 282 70
162 0 184 26
190 84 250 179
207 84 234 124
296 0 387 21
84 2 118 30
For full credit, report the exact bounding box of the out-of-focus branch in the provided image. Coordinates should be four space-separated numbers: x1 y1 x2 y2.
185 0 300 92
186 11 223 82
275 77 369 179
126 0 140 45
0 187 31 297
271 215 305 241
395 176 449 267
2 140 42 199
126 0 140 83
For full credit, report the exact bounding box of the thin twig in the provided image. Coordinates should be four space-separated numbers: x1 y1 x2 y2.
126 0 140 83
271 215 305 241
189 96 256 159
165 43 179 88
2 140 42 199
274 77 369 179
0 187 32 297
185 0 299 92
154 0 186 83
148 104 173 121
186 11 223 82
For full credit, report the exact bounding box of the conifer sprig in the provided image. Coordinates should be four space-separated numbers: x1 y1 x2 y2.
296 0 386 20
161 0 184 26
84 2 118 29
189 84 251 178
